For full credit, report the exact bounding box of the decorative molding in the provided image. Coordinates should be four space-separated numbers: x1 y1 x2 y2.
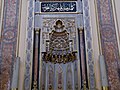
24 0 34 90
83 0 96 89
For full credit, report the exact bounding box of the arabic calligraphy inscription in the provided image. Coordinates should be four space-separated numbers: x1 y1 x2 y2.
41 2 77 12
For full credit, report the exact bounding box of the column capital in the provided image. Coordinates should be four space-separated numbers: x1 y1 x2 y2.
78 27 83 33
35 28 41 33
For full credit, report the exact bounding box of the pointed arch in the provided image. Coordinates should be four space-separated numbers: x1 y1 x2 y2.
74 61 78 90
48 65 54 90
41 63 46 90
57 65 63 90
66 64 73 90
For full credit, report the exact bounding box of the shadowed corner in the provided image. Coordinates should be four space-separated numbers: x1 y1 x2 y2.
117 68 120 81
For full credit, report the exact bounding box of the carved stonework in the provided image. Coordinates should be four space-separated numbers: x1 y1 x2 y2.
25 0 96 89
42 19 77 64
42 18 76 48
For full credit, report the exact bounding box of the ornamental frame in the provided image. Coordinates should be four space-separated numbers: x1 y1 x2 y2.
24 0 96 90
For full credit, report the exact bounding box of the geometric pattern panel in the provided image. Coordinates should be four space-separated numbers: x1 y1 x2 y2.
83 0 96 89
24 0 34 90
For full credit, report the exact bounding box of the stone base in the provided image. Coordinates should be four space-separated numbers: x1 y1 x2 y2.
102 86 109 90
11 88 18 90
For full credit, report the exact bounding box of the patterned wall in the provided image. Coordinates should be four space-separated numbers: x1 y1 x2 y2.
0 0 20 90
1 0 119 90
96 0 120 89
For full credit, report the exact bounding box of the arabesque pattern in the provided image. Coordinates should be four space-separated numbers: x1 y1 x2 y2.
0 0 20 89
96 0 120 89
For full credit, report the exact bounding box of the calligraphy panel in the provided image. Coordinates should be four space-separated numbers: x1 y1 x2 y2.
41 2 77 12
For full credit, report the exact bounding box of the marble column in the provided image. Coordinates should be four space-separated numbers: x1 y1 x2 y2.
99 55 108 90
78 28 88 89
11 57 20 90
32 29 40 90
